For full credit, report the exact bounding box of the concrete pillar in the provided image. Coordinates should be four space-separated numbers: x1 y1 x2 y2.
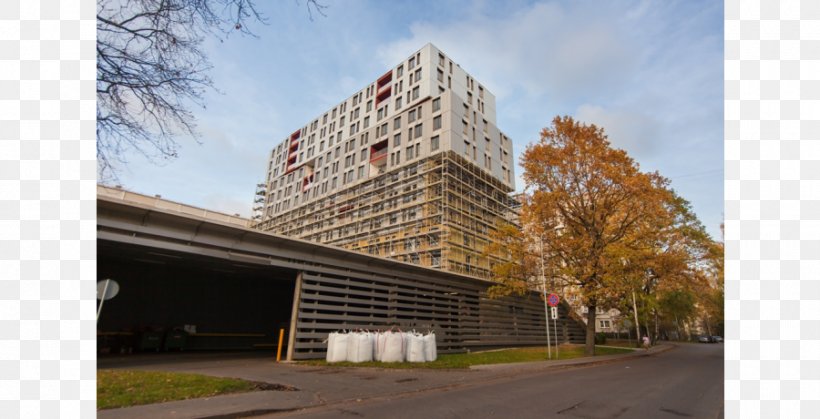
285 271 304 361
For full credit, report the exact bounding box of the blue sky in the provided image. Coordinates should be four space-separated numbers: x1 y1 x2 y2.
109 0 724 240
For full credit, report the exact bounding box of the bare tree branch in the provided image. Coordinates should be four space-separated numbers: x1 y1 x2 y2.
97 0 327 181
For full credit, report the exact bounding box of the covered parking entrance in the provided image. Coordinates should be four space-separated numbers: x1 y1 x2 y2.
97 240 297 353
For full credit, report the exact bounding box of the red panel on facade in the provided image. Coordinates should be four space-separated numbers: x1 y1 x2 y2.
376 70 393 89
375 87 391 106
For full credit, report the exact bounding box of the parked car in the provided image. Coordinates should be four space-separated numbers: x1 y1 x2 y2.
712 336 723 343
697 335 712 343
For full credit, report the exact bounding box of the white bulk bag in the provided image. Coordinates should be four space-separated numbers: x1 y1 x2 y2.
347 332 374 363
381 332 405 363
423 332 437 361
325 332 336 362
373 331 385 362
405 333 426 363
326 332 349 363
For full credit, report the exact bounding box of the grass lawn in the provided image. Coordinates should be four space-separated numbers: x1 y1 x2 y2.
97 370 265 410
299 344 634 369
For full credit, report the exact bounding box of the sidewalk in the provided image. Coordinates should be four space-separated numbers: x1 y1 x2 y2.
98 344 676 419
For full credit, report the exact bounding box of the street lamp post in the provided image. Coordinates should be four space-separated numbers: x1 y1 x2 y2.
539 238 551 359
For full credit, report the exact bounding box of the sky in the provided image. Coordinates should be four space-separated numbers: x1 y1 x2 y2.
107 0 724 240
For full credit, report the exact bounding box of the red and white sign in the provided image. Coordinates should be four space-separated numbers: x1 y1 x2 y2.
547 293 560 307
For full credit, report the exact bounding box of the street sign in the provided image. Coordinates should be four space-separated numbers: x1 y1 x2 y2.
97 279 119 300
547 293 559 307
97 279 120 322
550 306 557 320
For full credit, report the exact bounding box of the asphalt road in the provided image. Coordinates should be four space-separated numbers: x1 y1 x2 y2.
279 343 723 419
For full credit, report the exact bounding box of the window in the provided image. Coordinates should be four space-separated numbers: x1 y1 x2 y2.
431 135 439 151
438 53 445 66
414 68 421 81
393 133 401 146
433 116 441 130
412 86 420 100
361 149 367 161
437 69 443 82
395 96 402 109
408 56 415 69
397 65 403 77
394 117 401 130
366 100 372 112
414 123 423 139
363 116 370 128
380 123 388 137
406 145 414 160
432 97 440 112
408 109 416 123
358 166 365 178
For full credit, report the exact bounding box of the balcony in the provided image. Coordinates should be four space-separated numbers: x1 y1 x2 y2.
370 148 387 162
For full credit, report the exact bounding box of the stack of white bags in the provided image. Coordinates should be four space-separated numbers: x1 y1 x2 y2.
326 330 437 363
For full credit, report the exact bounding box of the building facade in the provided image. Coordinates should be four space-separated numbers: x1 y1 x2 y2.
252 44 516 279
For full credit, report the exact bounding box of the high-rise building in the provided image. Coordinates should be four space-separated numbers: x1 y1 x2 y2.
252 44 516 279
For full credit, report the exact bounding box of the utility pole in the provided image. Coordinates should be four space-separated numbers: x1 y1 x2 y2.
539 238 551 359
632 290 641 347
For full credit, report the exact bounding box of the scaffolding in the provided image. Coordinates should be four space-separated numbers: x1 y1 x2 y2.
253 151 516 280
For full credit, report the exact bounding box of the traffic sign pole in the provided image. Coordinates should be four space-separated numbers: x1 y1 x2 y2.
547 293 561 358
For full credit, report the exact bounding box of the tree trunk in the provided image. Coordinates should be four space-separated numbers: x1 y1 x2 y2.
654 309 659 344
585 305 596 356
675 314 682 341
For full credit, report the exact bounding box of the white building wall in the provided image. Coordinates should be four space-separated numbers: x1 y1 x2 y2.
260 43 514 221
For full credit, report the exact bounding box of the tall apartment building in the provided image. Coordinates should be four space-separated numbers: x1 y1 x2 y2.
252 44 516 279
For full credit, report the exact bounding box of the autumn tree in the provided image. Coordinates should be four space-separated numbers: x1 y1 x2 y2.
609 189 715 344
520 116 670 356
96 0 326 180
485 220 541 298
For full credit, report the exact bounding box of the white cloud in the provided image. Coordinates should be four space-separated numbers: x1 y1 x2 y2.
377 1 640 102
574 104 661 160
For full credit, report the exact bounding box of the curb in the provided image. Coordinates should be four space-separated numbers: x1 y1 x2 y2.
469 343 676 372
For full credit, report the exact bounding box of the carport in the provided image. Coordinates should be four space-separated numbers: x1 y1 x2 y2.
97 240 297 353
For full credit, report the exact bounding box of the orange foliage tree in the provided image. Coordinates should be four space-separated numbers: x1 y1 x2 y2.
519 116 672 356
